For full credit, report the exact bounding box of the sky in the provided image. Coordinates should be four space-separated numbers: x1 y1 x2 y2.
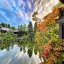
0 0 59 27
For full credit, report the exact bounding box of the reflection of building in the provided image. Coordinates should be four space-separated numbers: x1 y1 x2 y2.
0 27 27 37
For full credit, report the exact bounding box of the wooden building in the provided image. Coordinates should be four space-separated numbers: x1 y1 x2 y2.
0 27 22 37
0 27 10 33
13 30 22 37
55 8 64 39
0 27 27 37
56 16 64 39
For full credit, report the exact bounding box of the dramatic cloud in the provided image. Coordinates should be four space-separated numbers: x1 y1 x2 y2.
0 0 59 27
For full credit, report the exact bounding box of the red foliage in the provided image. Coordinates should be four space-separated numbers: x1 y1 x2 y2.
42 44 52 58
42 40 55 59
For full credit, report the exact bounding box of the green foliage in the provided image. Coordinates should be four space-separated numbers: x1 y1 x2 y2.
2 31 17 41
34 23 59 58
0 23 11 28
11 26 16 30
18 25 23 30
28 22 34 41
0 32 2 40
7 24 10 28
18 24 28 32
28 48 32 57
34 22 37 34
22 24 27 32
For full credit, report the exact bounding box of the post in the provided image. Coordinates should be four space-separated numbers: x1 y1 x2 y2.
59 23 62 39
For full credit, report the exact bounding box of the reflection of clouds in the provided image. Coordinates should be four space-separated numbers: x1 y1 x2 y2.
10 47 42 64
0 49 7 57
0 46 42 64
0 45 20 64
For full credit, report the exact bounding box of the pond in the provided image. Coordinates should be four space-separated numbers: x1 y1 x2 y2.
0 42 44 64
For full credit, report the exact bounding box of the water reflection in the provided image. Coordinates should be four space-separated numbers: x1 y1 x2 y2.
0 42 43 64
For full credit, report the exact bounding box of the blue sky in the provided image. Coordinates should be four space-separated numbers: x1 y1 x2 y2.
0 0 59 27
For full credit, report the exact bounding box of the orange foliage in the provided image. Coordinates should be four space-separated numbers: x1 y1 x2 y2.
37 6 64 31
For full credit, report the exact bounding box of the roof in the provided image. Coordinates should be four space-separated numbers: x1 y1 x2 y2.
0 27 10 31
56 16 64 23
13 29 21 32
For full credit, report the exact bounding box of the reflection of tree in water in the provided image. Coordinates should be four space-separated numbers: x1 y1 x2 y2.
0 41 37 57
0 42 14 51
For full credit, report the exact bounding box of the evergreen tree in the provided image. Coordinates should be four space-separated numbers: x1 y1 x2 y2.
18 25 22 30
1 23 5 27
28 22 34 41
11 26 16 30
18 24 28 32
5 23 8 28
22 24 26 32
34 22 37 34
7 24 10 28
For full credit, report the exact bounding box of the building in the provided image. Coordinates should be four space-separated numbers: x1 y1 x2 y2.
0 27 27 37
13 29 22 37
0 27 10 33
56 16 64 39
55 8 64 39
0 27 22 37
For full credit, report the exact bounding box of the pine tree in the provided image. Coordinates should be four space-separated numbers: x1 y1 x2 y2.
34 22 37 34
28 22 34 41
7 24 10 28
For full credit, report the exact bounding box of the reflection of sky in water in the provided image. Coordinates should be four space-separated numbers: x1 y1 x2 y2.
0 45 20 64
0 45 42 64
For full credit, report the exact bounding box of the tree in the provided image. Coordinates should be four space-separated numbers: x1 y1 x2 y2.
1 23 5 27
7 24 10 28
28 22 34 41
2 31 17 41
34 22 37 34
11 26 16 30
18 25 22 30
32 11 38 17
22 24 26 32
5 23 8 28
18 24 28 32
0 23 10 28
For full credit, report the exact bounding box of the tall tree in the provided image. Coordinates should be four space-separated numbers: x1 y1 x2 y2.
11 26 16 30
34 22 37 34
22 24 26 32
18 25 22 30
1 23 5 27
5 23 8 28
7 24 10 28
28 22 34 41
18 24 28 32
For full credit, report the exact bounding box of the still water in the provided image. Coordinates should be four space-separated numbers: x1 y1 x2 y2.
0 44 43 64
